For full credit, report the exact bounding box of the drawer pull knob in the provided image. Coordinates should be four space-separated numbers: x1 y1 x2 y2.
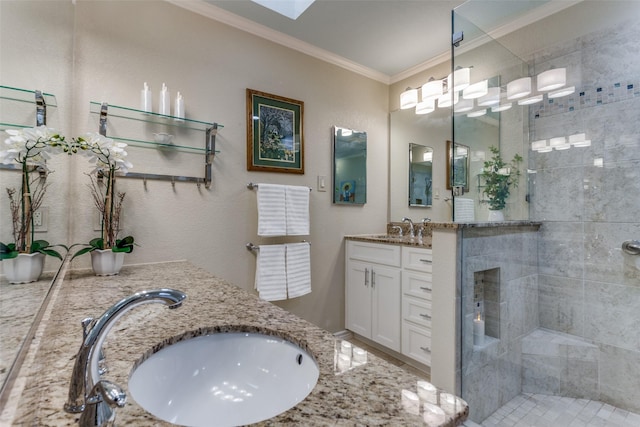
419 286 432 292
420 346 431 353
419 258 432 264
419 313 432 320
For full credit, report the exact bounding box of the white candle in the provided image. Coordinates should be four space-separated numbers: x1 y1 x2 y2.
422 402 446 424
401 389 420 415
473 312 485 346
159 82 170 116
340 340 352 356
417 380 438 405
352 347 367 365
337 353 351 372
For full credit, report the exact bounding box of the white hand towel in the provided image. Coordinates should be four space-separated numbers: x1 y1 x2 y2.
285 185 310 236
257 183 286 236
255 244 287 301
286 242 311 298
454 197 475 222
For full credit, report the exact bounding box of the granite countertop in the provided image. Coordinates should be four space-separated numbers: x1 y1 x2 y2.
7 261 468 426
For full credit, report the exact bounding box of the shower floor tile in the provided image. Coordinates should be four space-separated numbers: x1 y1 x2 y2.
469 394 640 427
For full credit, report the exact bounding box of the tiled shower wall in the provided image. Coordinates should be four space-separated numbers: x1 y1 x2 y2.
529 18 640 413
460 225 539 422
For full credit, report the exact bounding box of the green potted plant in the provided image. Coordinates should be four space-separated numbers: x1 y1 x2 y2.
70 133 135 276
481 146 522 221
0 126 69 283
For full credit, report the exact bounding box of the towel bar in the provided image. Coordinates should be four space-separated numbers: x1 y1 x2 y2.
247 182 311 191
246 241 310 253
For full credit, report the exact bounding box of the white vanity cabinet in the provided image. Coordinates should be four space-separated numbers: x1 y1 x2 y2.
401 246 433 366
345 241 401 352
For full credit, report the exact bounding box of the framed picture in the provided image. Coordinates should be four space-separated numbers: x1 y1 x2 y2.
246 89 304 174
446 140 469 191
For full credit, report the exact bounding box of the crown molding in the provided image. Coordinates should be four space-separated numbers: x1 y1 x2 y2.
166 0 391 84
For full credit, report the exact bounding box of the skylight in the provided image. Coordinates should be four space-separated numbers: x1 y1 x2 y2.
251 0 315 20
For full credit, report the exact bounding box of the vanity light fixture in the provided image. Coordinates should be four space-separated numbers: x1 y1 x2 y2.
400 88 419 109
454 98 474 113
467 109 487 118
537 68 566 91
547 86 575 98
507 77 532 100
462 80 488 99
437 91 459 108
517 94 544 106
491 102 512 112
549 136 570 150
422 79 443 101
531 139 548 151
477 87 501 106
447 67 471 92
423 151 433 162
415 99 435 115
569 133 591 147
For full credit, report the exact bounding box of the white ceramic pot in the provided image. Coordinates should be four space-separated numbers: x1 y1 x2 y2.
91 249 125 276
4 252 46 284
487 209 505 222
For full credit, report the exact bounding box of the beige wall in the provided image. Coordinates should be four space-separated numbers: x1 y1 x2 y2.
1 1 390 333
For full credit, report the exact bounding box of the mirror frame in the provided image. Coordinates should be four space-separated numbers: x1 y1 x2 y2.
332 126 367 205
408 143 433 207
446 140 470 192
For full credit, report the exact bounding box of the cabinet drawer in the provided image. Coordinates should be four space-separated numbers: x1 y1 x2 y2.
402 296 432 328
402 322 431 366
347 240 401 267
401 270 432 301
402 246 433 273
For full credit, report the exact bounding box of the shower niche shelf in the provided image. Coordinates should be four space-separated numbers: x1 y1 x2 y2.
89 101 223 189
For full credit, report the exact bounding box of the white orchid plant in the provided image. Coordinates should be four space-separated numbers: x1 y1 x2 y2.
70 132 135 258
0 126 70 260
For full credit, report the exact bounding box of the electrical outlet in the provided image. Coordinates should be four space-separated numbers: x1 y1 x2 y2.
33 206 48 232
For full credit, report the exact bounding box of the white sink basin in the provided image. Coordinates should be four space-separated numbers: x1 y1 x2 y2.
128 332 319 427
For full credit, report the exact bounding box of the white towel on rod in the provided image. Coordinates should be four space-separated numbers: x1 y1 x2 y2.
254 244 287 301
257 183 286 236
454 197 475 222
285 185 310 236
286 242 311 298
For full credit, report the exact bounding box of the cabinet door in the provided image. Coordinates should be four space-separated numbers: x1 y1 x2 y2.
345 260 372 338
371 265 401 352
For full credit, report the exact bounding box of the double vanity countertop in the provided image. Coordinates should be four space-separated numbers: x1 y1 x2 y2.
8 261 468 426
346 220 543 249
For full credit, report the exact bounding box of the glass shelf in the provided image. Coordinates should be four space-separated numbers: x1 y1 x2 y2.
0 85 57 107
89 101 222 132
109 135 220 154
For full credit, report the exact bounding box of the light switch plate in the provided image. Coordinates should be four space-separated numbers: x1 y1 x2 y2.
317 175 327 192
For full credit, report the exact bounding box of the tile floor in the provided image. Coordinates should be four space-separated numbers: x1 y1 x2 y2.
349 336 640 427
463 393 640 427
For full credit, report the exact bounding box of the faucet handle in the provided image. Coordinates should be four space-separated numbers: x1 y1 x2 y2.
80 380 127 427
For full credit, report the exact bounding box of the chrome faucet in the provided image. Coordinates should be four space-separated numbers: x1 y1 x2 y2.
64 289 187 425
401 217 415 238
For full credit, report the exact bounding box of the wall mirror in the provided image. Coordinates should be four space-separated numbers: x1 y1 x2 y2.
0 0 74 400
332 126 366 205
409 143 433 207
446 140 470 192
